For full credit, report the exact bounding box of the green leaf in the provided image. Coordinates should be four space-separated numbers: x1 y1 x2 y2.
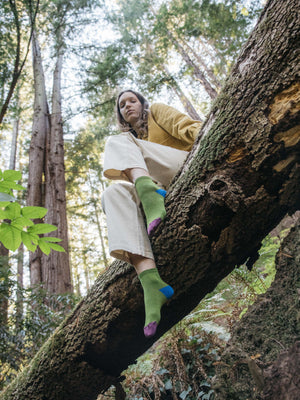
0 184 12 194
11 216 34 229
0 193 14 201
0 181 25 190
28 224 58 234
21 231 37 252
42 237 62 243
37 237 65 253
48 243 65 252
0 210 8 219
4 203 21 219
0 201 11 208
38 239 51 255
30 233 39 245
21 206 48 219
3 170 22 181
0 224 22 251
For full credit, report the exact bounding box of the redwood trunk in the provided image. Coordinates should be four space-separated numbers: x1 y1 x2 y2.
1 0 299 399
42 40 72 294
27 31 50 287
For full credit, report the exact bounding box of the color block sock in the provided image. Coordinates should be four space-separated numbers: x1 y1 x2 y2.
135 176 167 235
138 268 174 338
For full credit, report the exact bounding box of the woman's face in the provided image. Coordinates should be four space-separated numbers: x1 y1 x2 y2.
118 92 142 126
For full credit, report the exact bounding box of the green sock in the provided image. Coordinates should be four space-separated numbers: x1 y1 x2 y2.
138 268 174 337
135 176 167 235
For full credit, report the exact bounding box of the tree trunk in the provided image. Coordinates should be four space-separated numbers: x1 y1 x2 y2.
89 175 109 269
9 91 20 170
1 0 299 399
93 204 109 269
213 219 300 399
171 35 218 99
160 63 202 120
83 250 90 292
15 243 24 329
27 30 50 287
0 244 9 326
167 74 203 120
42 37 72 294
8 90 24 327
178 37 222 91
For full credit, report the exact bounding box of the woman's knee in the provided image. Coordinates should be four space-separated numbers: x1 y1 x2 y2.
105 132 131 148
101 182 135 212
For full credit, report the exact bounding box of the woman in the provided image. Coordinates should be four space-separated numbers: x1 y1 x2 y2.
102 89 201 338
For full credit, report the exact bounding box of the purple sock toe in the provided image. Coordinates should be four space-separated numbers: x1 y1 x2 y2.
147 218 162 235
144 321 158 338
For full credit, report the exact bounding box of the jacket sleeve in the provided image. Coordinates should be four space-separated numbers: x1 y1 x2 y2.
150 103 202 145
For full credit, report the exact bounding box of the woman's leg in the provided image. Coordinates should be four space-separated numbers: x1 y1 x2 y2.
103 132 188 187
102 183 173 338
125 169 171 336
124 167 149 182
102 134 187 337
104 133 187 235
101 183 154 263
130 254 174 338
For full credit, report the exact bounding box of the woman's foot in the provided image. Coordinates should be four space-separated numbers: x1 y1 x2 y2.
138 268 174 338
135 176 167 235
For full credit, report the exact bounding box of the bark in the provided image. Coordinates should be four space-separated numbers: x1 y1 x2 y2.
28 29 72 294
1 0 299 399
27 30 50 287
9 92 20 170
15 243 24 329
0 244 9 326
212 220 300 399
42 35 72 294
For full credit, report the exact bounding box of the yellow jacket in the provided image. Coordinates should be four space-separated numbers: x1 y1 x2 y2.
147 103 202 151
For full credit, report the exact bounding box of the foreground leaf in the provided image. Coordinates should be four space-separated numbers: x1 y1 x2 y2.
28 224 58 234
21 231 37 252
0 224 22 251
21 206 48 219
